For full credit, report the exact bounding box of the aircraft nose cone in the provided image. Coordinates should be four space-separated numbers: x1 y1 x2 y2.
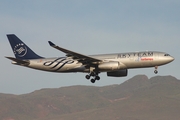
170 56 175 62
161 55 174 64
166 56 175 63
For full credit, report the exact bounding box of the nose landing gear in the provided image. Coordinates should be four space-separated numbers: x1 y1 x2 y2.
154 70 158 74
154 66 158 74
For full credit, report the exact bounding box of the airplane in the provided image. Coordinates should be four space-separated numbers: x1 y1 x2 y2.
5 34 174 83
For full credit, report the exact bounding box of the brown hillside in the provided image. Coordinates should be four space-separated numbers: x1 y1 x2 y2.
0 75 180 120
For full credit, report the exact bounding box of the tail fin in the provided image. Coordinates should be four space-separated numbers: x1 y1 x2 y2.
7 34 43 59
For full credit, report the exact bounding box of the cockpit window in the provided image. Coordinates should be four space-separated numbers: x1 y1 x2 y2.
164 54 170 56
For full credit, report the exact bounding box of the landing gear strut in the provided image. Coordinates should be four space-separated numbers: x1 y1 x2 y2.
85 72 100 83
154 66 158 74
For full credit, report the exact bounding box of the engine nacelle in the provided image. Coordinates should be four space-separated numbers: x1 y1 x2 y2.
98 62 120 71
107 69 128 77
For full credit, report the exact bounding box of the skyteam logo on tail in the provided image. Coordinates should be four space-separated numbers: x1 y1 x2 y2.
14 43 27 57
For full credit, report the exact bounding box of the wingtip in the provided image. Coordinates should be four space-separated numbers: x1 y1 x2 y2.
5 56 10 58
48 41 55 46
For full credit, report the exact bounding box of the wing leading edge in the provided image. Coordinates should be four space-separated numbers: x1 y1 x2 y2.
48 41 102 64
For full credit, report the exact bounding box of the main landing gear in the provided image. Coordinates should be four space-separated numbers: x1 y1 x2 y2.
154 66 158 74
85 72 100 83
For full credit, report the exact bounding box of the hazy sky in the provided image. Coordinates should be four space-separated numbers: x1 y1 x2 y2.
0 0 179 94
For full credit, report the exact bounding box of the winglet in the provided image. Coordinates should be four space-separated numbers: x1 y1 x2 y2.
48 41 56 47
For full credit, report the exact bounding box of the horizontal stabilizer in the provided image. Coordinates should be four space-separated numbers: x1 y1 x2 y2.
5 56 30 65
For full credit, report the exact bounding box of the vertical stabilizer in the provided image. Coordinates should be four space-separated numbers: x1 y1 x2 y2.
7 34 43 59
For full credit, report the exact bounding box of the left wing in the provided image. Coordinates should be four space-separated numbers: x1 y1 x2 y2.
48 41 102 64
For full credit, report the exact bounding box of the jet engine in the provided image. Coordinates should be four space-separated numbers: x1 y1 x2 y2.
98 62 120 71
107 69 128 77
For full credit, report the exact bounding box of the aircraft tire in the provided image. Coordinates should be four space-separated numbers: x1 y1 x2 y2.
95 76 100 80
86 75 90 79
154 70 158 74
91 79 96 83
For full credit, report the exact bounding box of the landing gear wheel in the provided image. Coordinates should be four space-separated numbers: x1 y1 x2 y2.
154 70 158 74
85 75 90 80
154 66 158 74
91 79 96 83
86 70 100 83
95 76 100 80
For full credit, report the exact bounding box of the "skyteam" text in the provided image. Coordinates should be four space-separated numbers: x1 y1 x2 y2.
118 52 153 58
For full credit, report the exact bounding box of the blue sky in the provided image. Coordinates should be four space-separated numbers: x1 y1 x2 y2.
0 0 179 94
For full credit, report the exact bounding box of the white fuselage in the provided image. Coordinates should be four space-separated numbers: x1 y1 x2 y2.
6 34 175 83
22 51 174 73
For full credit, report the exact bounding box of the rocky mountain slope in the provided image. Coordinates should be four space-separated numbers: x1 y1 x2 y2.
1 75 180 120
